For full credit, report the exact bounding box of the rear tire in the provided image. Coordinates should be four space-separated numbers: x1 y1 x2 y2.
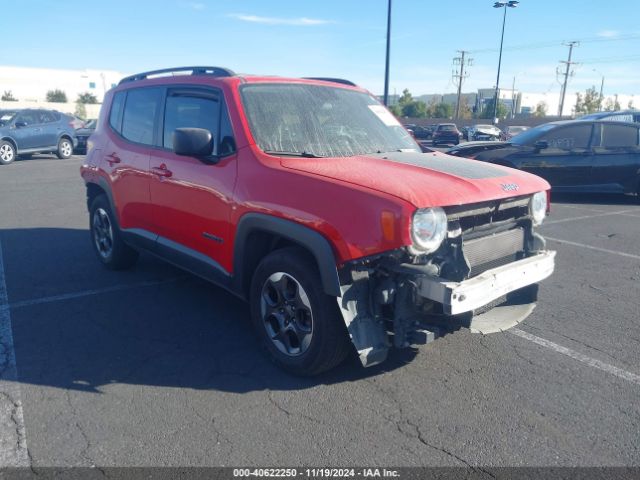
56 137 73 159
0 141 16 165
250 247 351 376
89 195 138 270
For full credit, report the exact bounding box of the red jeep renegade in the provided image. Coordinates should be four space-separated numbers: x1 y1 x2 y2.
81 67 555 375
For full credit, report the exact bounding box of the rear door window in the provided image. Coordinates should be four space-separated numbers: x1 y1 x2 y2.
38 111 57 123
121 88 162 145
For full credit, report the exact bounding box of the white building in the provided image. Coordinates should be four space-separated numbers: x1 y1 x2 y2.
0 65 128 117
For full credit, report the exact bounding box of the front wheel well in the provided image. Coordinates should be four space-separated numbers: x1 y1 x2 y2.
239 230 317 297
1 137 18 151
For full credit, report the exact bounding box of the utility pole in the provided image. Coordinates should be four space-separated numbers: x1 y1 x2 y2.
453 50 471 120
557 41 579 117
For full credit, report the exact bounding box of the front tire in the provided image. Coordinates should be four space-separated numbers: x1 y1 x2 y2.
250 247 351 376
56 137 73 159
0 141 16 165
89 195 138 270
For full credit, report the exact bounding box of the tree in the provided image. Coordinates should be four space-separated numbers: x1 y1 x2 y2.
77 92 98 104
46 89 67 103
1 90 17 101
429 103 453 118
75 102 87 120
394 88 428 118
574 86 601 114
603 95 621 111
480 98 508 120
628 99 635 110
403 101 427 118
533 101 548 117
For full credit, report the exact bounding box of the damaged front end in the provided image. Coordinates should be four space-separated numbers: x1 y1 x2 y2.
337 194 556 367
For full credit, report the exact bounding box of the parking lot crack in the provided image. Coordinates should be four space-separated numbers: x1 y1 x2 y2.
266 390 324 425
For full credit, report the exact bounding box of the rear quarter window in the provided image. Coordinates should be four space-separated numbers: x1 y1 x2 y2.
601 124 639 148
109 92 126 134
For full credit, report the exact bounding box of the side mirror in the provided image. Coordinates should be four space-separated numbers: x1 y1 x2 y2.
14 121 27 128
172 128 214 158
534 140 548 151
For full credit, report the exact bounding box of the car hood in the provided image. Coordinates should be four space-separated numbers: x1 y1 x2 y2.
281 151 549 208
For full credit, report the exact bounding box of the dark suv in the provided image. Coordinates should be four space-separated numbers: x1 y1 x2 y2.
0 109 77 165
81 67 554 375
432 123 461 146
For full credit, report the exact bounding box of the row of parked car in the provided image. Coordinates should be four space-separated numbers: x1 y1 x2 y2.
404 122 530 145
0 108 96 165
446 117 640 197
405 113 640 197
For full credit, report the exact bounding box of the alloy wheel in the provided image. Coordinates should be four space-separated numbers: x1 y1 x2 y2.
92 208 114 259
260 272 314 356
60 140 73 158
0 144 15 163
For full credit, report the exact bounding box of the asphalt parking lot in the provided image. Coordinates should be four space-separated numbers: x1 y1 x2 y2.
0 155 638 469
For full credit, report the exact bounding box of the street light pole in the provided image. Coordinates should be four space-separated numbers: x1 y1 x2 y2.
491 1 518 124
383 0 392 106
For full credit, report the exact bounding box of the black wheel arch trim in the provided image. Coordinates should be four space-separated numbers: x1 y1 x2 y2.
85 178 118 222
233 213 342 297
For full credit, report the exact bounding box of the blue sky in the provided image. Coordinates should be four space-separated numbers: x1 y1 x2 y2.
6 0 640 98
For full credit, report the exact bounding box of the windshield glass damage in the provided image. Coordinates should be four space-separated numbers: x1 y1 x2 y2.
240 83 420 158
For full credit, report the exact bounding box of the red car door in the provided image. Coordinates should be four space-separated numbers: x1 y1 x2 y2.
149 88 237 274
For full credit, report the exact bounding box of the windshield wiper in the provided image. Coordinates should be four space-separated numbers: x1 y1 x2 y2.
264 150 324 158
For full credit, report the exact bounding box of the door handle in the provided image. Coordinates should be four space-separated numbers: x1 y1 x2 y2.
151 164 172 178
105 153 121 166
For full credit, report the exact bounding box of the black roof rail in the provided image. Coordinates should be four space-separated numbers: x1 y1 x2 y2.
302 77 357 87
119 66 235 85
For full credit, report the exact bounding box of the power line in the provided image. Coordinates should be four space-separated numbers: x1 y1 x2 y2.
468 33 640 54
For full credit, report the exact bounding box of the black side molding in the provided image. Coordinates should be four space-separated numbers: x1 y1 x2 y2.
233 213 342 297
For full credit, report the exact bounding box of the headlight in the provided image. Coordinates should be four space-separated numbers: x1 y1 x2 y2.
530 191 547 226
411 207 447 254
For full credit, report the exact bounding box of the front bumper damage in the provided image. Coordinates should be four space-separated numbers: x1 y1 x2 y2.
338 250 555 367
416 250 555 316
337 195 556 367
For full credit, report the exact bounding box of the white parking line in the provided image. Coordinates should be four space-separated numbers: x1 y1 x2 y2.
3 277 184 312
553 204 608 213
0 242 29 467
544 209 638 225
545 236 640 260
510 328 640 386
